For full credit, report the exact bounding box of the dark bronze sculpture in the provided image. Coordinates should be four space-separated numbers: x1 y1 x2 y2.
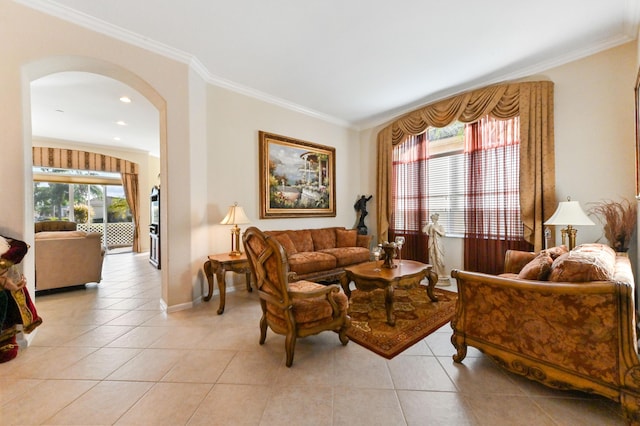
354 195 372 235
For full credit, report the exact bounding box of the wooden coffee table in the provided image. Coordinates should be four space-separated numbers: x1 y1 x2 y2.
340 260 438 326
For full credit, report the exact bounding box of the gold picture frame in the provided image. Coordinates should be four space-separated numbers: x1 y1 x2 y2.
259 131 336 218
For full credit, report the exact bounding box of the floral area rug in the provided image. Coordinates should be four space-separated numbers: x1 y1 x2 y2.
346 285 457 359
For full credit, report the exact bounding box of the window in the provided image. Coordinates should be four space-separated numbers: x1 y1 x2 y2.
392 122 465 236
392 117 521 239
33 167 133 248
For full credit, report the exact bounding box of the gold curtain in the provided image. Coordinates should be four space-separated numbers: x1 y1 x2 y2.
32 147 142 252
121 172 141 252
376 81 555 251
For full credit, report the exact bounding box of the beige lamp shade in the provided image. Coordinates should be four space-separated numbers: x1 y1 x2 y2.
544 199 594 226
544 197 594 249
220 203 250 226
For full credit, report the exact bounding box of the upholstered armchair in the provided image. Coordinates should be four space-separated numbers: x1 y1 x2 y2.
242 226 351 367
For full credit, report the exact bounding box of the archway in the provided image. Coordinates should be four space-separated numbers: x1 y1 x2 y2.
22 56 167 305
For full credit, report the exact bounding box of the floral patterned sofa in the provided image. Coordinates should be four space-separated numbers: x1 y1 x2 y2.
264 227 372 283
451 243 640 423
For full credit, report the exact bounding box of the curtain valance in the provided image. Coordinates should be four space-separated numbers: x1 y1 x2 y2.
377 81 555 251
32 147 139 174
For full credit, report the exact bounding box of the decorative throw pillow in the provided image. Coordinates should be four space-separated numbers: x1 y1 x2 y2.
288 230 314 252
517 252 553 280
543 245 569 260
548 251 614 282
336 229 357 247
274 234 298 255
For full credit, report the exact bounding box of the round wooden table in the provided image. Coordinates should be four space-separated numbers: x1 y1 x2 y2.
340 260 438 326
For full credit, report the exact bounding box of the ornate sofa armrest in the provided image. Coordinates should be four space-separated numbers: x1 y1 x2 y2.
503 250 536 274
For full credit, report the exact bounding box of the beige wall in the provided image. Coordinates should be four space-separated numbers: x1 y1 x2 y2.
359 41 639 276
206 85 361 257
1 2 202 310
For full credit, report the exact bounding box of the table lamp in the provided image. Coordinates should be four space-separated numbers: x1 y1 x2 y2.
544 196 594 249
220 202 250 256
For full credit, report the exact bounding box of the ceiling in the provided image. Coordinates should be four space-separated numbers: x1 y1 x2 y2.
24 0 640 158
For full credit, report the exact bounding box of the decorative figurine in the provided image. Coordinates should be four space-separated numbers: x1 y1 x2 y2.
422 213 449 285
354 195 373 235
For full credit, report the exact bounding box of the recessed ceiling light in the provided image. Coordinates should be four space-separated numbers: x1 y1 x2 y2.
55 109 64 113
119 96 131 103
113 137 121 141
116 120 127 126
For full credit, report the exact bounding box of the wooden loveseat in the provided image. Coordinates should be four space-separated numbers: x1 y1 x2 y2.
264 227 372 283
451 243 640 423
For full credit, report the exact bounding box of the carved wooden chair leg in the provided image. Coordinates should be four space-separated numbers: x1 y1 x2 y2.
451 332 467 363
259 314 268 345
285 332 296 367
338 323 350 345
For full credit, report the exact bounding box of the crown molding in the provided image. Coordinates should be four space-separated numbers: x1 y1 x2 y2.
15 0 355 129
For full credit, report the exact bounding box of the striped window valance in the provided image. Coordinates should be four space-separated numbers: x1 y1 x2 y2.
32 147 139 174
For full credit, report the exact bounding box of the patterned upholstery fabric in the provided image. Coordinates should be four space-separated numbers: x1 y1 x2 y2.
549 244 616 282
517 252 553 280
264 227 372 282
451 244 640 422
310 228 336 250
288 252 337 275
274 234 297 255
336 229 357 247
266 280 348 330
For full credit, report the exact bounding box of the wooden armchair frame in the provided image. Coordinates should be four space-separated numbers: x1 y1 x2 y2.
243 226 350 367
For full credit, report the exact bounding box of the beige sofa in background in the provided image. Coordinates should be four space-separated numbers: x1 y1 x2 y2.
35 230 105 291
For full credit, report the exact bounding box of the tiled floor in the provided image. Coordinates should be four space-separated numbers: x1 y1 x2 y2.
0 252 627 425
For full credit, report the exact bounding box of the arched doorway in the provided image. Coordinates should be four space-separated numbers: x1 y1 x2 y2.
22 57 167 304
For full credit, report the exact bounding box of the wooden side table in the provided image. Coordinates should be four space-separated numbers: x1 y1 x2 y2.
203 253 252 314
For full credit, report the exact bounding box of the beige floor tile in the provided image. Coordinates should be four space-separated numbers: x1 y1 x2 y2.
333 345 394 389
218 350 282 385
188 383 270 426
398 390 478 425
388 355 457 391
274 340 336 387
106 348 186 381
116 382 211 425
148 326 215 349
400 339 433 356
533 395 626 425
29 323 97 346
464 394 557 425
53 347 142 380
0 378 43 406
161 349 235 383
105 308 162 326
106 325 169 348
1 379 96 425
44 380 153 425
439 355 526 395
261 385 333 426
333 387 406 426
11 346 98 379
62 324 134 347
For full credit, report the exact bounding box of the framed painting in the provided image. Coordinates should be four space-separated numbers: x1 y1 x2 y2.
259 131 336 218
